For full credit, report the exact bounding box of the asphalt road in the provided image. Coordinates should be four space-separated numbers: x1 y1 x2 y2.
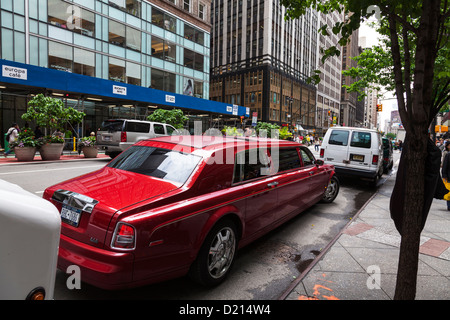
0 153 396 300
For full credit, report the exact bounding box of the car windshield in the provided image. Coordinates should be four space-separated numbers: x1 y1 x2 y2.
108 146 201 184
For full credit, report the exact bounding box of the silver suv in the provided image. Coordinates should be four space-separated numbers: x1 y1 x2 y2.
96 119 178 158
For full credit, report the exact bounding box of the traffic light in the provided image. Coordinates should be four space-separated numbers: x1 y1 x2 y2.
376 104 383 112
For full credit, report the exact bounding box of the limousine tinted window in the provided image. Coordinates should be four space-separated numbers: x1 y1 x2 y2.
233 149 271 183
277 148 301 171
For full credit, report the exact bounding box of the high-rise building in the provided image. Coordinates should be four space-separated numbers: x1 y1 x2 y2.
340 25 359 127
0 0 247 137
315 10 344 134
209 0 318 131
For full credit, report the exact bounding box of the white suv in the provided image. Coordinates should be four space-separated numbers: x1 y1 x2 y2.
97 119 178 158
319 127 384 186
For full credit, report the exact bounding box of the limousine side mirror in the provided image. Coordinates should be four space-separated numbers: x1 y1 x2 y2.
315 159 324 166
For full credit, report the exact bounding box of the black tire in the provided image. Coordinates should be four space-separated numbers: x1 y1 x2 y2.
189 219 238 287
321 175 340 203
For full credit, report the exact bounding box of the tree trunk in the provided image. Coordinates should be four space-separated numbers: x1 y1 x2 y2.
392 0 441 300
393 135 427 299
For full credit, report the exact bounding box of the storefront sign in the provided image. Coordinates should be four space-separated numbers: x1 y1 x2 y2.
165 95 175 103
232 105 238 115
113 85 127 95
2 65 27 80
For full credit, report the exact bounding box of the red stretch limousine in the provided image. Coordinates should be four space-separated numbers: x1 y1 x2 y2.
43 135 339 290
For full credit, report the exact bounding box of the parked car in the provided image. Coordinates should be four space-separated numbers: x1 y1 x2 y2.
96 119 178 158
0 179 60 300
319 126 383 186
382 137 394 173
43 136 339 290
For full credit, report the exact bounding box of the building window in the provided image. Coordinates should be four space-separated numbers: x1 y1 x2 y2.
199 3 205 20
151 68 176 93
48 41 73 73
194 80 203 98
109 20 141 51
109 57 126 82
73 48 95 77
151 36 176 62
184 48 204 72
126 61 141 86
184 24 204 46
183 0 191 12
126 26 141 51
48 0 95 37
109 20 125 47
151 8 176 33
109 0 141 18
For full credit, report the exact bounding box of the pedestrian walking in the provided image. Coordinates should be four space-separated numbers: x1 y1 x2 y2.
314 137 320 151
4 123 20 157
441 144 450 210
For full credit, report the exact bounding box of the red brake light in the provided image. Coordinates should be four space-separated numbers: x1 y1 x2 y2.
372 155 379 165
112 223 136 250
320 148 324 158
121 131 127 142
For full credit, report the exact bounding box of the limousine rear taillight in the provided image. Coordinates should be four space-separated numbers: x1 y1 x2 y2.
121 131 127 142
111 223 136 250
320 148 324 158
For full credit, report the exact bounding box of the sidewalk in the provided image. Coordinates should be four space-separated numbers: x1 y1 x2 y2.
0 150 109 165
283 158 450 300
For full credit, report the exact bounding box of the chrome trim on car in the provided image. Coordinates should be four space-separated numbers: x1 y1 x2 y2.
52 189 99 213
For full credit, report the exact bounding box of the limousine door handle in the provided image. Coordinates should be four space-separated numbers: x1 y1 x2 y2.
267 182 279 188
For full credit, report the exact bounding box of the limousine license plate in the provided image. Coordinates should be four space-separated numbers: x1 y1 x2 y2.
350 154 364 162
61 204 82 227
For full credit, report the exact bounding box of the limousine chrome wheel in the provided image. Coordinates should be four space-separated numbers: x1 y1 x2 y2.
208 226 236 279
322 175 339 203
189 219 238 286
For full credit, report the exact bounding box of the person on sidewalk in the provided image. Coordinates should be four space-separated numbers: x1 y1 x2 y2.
441 142 450 210
4 123 20 158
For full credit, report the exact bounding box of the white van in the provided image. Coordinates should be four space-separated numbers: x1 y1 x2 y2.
96 119 178 158
319 127 384 186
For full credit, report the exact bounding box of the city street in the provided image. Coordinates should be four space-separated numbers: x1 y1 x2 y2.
0 150 399 300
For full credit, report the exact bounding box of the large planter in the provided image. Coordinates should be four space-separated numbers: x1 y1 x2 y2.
14 147 36 161
39 143 64 161
82 146 98 158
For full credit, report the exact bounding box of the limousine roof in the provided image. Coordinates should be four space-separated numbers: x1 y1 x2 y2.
149 135 301 151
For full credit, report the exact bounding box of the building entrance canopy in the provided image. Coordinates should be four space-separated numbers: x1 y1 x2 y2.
0 59 248 118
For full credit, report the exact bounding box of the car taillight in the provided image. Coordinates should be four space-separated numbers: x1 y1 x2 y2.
121 131 127 142
320 148 324 158
372 155 379 165
112 223 136 250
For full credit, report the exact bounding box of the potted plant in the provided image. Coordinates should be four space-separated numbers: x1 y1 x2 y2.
78 136 98 158
9 128 43 161
22 94 85 161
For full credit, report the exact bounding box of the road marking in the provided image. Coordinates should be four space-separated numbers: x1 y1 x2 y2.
0 165 103 176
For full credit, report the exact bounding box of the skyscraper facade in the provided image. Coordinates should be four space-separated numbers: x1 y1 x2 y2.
209 0 318 130
0 0 247 137
315 10 344 134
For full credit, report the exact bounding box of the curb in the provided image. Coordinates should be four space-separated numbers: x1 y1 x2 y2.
277 169 396 300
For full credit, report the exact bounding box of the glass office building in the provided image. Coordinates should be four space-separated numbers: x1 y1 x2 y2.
0 0 247 139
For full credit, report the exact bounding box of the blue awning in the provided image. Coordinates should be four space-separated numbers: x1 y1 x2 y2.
0 59 249 117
